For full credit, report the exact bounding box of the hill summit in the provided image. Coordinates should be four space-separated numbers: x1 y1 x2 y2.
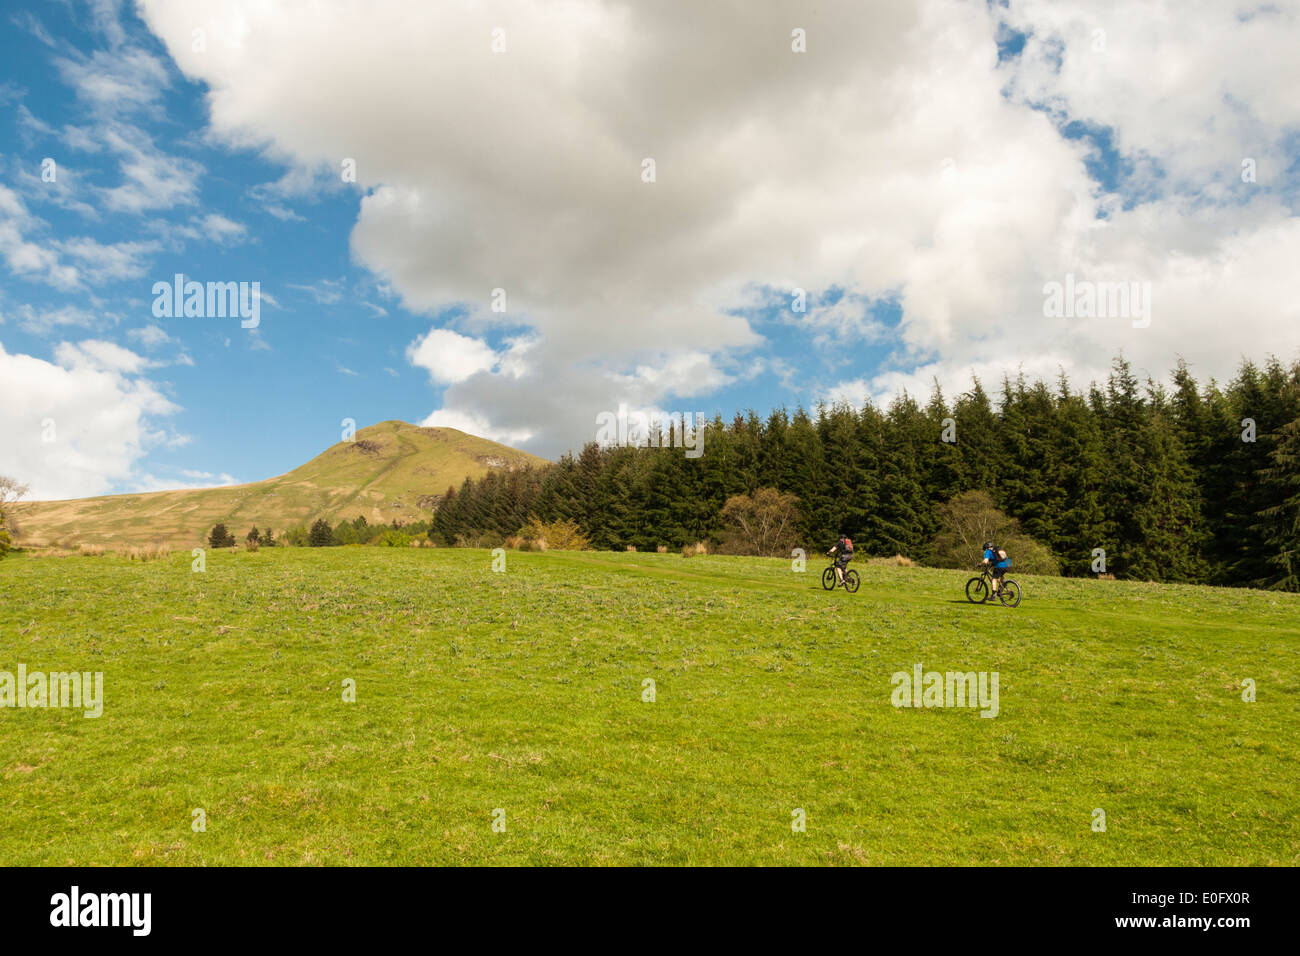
13 421 549 549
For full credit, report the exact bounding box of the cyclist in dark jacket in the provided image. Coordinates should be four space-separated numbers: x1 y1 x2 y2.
828 533 855 585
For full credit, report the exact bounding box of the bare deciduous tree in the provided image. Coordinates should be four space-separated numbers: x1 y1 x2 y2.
0 475 30 536
720 488 800 556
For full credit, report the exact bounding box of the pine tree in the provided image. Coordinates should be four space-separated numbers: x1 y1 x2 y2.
996 375 1061 549
874 394 931 555
1125 393 1208 582
1170 360 1231 579
1096 358 1148 577
818 403 870 542
783 409 828 545
1258 415 1300 590
1051 376 1107 575
309 518 334 547
921 382 962 507
431 485 459 545
952 378 1000 492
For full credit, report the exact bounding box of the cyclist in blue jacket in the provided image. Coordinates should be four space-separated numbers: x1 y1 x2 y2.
982 541 1010 597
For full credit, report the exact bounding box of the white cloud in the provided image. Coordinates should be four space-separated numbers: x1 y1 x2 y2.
135 0 1300 452
287 278 345 305
797 294 890 349
621 351 733 398
0 186 80 288
12 304 105 333
11 11 57 48
820 378 874 409
57 235 158 282
197 212 247 244
263 203 305 222
0 339 180 500
166 468 240 486
127 471 240 492
0 179 159 295
54 338 154 375
97 122 203 213
127 324 174 349
407 328 500 385
418 407 534 447
53 47 169 115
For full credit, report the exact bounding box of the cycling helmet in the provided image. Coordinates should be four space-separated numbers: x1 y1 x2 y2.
983 541 993 551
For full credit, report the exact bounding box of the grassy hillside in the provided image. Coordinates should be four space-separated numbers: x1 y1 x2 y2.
0 547 1295 865
10 421 548 549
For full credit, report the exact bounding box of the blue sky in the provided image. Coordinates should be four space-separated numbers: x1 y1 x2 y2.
2 0 1297 500
2 3 463 490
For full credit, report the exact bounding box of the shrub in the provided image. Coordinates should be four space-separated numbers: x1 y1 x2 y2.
78 543 106 557
866 554 914 567
244 536 260 552
656 544 668 554
376 529 412 547
517 517 589 551
1000 536 1060 575
927 491 1060 575
126 544 170 562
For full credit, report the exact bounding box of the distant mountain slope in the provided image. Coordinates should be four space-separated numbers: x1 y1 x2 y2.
12 421 549 549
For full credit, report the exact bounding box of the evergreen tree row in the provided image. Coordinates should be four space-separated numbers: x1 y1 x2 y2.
430 355 1300 589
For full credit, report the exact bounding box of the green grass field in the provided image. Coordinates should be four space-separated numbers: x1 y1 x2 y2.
1 547 1296 865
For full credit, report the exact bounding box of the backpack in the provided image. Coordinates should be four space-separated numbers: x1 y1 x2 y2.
842 537 854 553
993 546 1008 562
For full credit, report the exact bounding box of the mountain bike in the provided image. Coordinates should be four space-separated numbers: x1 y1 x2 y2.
965 566 1021 607
822 557 860 593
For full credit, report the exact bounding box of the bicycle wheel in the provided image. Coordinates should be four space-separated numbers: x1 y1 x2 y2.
821 567 837 590
965 576 989 603
843 569 860 593
998 579 1022 607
